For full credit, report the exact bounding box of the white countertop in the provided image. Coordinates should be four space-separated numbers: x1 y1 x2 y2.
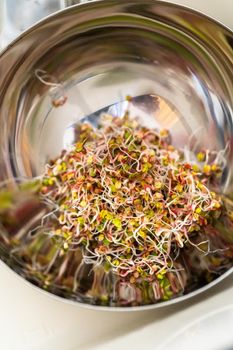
0 1 233 349
1 263 233 350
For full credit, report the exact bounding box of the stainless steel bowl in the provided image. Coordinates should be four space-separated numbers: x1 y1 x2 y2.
0 0 232 309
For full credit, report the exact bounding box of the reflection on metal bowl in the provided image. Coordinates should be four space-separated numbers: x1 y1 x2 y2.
0 0 232 309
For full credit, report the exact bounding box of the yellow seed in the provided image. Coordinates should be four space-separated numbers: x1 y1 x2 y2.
139 230 147 239
98 234 105 241
100 295 108 302
175 184 183 193
137 266 143 273
57 164 63 172
192 164 199 172
197 182 204 190
195 207 202 214
197 152 205 162
113 259 120 266
115 180 122 189
87 156 93 165
213 200 221 209
129 220 135 227
72 190 78 199
48 178 54 186
155 202 163 210
203 165 211 174
80 200 87 208
67 172 74 180
180 171 187 177
211 164 217 172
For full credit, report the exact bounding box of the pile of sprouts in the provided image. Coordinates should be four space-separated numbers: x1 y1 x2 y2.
41 115 222 276
1 111 233 306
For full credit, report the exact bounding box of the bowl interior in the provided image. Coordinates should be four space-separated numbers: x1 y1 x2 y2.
0 0 233 308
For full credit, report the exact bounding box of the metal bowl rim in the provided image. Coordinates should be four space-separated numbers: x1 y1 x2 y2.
0 0 233 61
0 0 233 310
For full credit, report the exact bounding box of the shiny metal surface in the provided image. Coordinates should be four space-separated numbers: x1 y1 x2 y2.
0 0 232 309
1 0 63 48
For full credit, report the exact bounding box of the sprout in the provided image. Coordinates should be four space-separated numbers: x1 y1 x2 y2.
29 112 225 292
2 110 232 306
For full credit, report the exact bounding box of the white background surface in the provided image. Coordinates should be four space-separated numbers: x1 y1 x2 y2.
0 1 233 349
